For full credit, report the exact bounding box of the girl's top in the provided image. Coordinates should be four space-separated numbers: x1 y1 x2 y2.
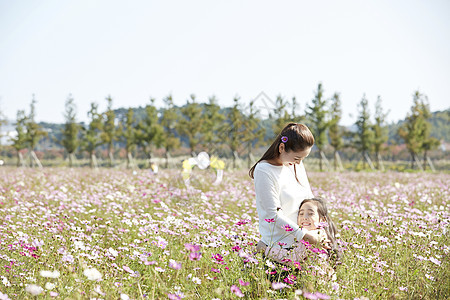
254 161 314 248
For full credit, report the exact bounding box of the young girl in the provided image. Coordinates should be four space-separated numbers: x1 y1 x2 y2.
251 123 327 252
260 197 340 265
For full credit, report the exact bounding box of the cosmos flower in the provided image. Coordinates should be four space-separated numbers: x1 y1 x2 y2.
83 268 102 281
25 284 44 296
230 285 244 297
169 259 182 270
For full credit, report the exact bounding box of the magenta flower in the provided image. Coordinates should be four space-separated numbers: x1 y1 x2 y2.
212 253 224 262
264 218 275 223
281 136 288 143
238 279 250 286
184 243 200 252
230 285 244 298
283 224 293 232
189 252 202 261
211 268 220 273
231 245 241 252
168 259 182 270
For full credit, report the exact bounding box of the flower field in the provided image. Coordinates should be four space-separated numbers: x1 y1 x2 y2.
0 167 448 299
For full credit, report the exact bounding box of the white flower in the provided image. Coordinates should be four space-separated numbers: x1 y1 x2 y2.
120 294 130 300
45 282 56 290
0 291 11 300
83 268 102 281
94 285 105 296
25 284 44 296
1 276 11 287
40 270 60 278
192 276 201 284
108 247 119 257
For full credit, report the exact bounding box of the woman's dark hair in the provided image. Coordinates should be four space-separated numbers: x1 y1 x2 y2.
248 123 315 179
300 197 342 262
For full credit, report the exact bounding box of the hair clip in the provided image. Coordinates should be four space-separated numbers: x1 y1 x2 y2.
281 136 288 143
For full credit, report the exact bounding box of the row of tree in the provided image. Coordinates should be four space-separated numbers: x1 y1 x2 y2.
3 84 440 171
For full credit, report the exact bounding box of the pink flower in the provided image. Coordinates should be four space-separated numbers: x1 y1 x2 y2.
211 268 220 273
303 292 318 300
264 218 275 223
123 265 134 274
283 225 293 232
212 254 224 262
317 222 328 229
238 279 250 286
184 243 200 252
189 252 202 261
315 292 330 299
283 275 296 284
271 282 287 290
231 246 241 252
168 259 182 270
429 257 441 266
230 285 244 298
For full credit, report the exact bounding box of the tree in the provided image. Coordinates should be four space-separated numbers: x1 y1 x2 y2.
25 95 47 167
81 102 103 168
242 100 266 168
200 96 225 153
223 96 245 168
136 98 164 167
372 96 389 170
10 110 28 166
398 91 429 169
60 94 81 167
328 93 344 171
290 96 304 123
306 83 330 171
101 95 117 167
161 95 180 168
354 94 374 169
177 94 203 155
272 95 291 135
418 99 439 170
119 108 138 169
0 102 6 150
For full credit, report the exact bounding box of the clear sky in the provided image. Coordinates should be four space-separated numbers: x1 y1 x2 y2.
0 0 449 126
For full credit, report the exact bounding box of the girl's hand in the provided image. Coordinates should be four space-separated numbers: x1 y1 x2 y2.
303 229 329 246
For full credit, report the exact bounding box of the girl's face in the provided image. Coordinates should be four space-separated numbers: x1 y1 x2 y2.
278 144 311 166
297 201 322 230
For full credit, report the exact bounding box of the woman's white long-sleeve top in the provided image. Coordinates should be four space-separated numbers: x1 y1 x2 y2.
254 161 314 248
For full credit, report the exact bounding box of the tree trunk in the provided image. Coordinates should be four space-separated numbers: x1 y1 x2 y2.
318 150 323 171
126 149 131 169
108 144 114 167
333 150 338 171
247 142 252 169
17 151 25 167
423 151 428 171
69 153 74 168
89 151 94 168
31 151 43 168
165 150 170 168
410 152 415 169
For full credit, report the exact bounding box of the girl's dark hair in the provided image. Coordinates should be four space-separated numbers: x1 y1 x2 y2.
248 123 315 179
300 197 342 262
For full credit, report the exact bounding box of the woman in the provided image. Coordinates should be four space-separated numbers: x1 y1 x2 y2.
249 123 327 253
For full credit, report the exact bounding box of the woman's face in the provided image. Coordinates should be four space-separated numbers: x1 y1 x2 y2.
279 145 312 166
297 201 321 230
